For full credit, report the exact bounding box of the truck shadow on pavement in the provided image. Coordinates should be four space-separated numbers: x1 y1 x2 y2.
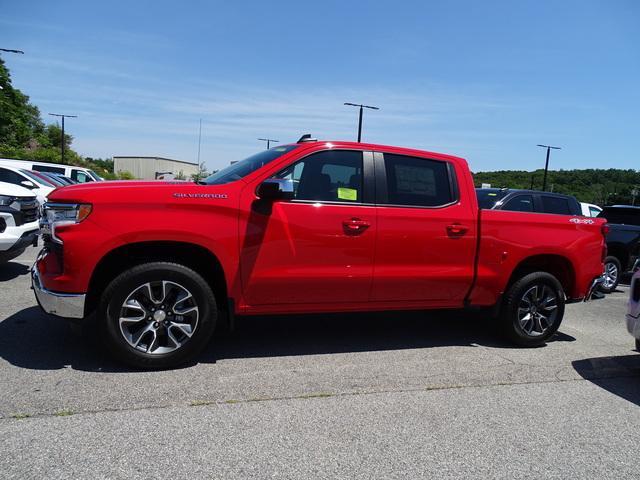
0 304 575 372
0 262 30 282
573 355 640 407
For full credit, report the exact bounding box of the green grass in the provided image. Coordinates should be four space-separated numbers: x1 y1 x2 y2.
11 413 31 420
54 409 74 417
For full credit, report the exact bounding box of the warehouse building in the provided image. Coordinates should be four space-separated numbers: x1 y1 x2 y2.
113 156 199 180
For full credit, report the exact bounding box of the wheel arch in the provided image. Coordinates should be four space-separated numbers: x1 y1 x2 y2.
505 254 576 299
85 241 229 317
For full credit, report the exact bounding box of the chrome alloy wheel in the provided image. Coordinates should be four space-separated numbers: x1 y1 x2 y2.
602 262 619 290
517 284 559 337
118 281 199 354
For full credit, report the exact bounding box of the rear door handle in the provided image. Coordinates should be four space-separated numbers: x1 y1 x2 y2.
343 218 370 235
446 223 469 236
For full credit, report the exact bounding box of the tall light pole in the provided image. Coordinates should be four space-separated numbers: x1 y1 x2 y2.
537 144 561 192
49 113 77 163
344 102 379 142
258 138 279 149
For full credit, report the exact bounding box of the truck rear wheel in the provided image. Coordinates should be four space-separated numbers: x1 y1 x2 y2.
99 262 217 369
500 272 565 347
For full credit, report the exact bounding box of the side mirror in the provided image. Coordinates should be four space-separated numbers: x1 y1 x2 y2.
20 180 36 189
256 179 294 201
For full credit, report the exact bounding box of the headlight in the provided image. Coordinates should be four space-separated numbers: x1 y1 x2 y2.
41 202 92 243
0 195 17 207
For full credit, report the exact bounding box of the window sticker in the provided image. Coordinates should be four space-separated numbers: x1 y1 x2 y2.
337 187 358 201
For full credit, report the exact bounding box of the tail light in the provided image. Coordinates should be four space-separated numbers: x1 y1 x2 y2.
601 223 610 236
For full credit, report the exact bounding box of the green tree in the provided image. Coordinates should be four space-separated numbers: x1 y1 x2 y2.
190 162 209 182
116 170 135 180
0 57 108 176
0 57 44 151
473 169 640 206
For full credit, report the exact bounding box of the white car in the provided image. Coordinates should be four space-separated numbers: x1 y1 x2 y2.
627 270 640 351
0 158 102 183
580 202 603 217
0 164 55 205
0 181 40 264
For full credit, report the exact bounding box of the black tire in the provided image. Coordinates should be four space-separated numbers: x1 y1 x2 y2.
599 256 621 294
99 262 217 369
500 272 565 347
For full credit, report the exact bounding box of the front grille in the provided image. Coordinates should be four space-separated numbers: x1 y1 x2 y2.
19 198 39 224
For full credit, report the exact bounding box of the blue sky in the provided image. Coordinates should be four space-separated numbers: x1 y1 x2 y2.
1 0 638 172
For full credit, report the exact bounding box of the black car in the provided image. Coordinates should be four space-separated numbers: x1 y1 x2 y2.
596 205 640 293
476 188 582 215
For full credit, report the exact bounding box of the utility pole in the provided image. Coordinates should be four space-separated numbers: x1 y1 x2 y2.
536 144 561 191
258 138 279 149
344 103 379 142
48 113 77 163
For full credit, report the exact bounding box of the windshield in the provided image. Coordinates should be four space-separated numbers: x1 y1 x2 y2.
19 169 56 187
202 145 300 185
476 188 509 209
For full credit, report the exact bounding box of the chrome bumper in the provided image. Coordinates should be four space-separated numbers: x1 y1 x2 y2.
31 265 86 319
583 276 605 302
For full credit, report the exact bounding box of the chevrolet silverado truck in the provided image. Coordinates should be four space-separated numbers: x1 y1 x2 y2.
32 138 607 368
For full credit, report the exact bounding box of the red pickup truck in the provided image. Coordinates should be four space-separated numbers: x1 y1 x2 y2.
32 137 606 368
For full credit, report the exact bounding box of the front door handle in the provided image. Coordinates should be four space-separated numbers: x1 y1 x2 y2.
343 218 370 235
446 223 469 236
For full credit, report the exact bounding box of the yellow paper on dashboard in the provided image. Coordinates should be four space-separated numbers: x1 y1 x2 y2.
337 187 357 201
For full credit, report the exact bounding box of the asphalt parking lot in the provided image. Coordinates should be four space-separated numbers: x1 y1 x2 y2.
1 247 639 479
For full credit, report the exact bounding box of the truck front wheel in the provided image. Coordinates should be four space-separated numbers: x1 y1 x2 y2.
99 262 217 369
500 272 565 347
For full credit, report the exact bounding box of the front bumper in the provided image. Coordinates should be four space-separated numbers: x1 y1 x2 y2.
31 264 85 319
0 217 39 252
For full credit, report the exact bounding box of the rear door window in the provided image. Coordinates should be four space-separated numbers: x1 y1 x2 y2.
381 154 454 207
502 195 534 212
541 196 572 215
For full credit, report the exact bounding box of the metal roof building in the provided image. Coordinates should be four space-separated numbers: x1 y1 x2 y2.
113 156 199 180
